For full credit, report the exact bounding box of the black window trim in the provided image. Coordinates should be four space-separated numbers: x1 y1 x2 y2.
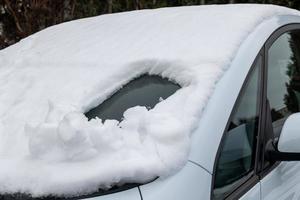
211 52 264 200
211 23 300 200
260 23 300 178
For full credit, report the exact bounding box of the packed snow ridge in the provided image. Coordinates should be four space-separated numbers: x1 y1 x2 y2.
0 4 299 197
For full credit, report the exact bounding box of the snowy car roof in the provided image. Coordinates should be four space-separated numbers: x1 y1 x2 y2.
0 4 299 197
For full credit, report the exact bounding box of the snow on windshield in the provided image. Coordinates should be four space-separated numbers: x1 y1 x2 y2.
0 4 299 197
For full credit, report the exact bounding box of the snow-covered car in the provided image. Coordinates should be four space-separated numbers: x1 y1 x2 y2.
2 3 300 200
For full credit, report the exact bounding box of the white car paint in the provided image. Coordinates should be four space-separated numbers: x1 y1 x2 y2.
140 162 211 200
240 182 261 200
141 14 300 200
261 162 300 200
90 162 212 200
88 188 141 200
188 14 300 173
89 14 300 200
189 14 300 200
278 113 300 153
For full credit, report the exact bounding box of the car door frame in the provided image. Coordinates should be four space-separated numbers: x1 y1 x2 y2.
211 23 300 200
259 23 300 179
211 50 264 200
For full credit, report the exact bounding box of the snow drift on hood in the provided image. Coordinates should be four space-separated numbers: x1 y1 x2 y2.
0 4 299 197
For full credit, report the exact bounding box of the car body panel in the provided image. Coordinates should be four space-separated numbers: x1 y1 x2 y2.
261 162 300 200
84 15 300 200
87 188 141 200
240 182 261 200
188 14 300 174
140 162 211 200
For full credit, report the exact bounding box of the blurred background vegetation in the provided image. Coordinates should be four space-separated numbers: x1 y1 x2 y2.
0 0 299 49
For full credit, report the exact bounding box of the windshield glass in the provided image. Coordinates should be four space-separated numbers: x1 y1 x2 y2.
85 75 181 121
0 76 179 199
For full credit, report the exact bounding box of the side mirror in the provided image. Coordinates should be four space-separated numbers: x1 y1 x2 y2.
267 113 300 161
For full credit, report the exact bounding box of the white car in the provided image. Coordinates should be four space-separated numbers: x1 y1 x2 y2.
2 4 300 200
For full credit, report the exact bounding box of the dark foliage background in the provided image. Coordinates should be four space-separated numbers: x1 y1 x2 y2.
0 0 299 49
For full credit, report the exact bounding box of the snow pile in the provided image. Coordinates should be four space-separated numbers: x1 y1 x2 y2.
0 4 299 197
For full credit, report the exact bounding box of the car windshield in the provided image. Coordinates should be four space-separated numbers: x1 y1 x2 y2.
85 75 181 121
0 75 180 200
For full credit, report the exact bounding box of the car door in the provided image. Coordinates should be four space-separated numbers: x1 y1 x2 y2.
211 54 263 200
260 25 300 200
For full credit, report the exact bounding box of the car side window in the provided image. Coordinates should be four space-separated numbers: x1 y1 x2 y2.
213 57 261 200
267 30 300 137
